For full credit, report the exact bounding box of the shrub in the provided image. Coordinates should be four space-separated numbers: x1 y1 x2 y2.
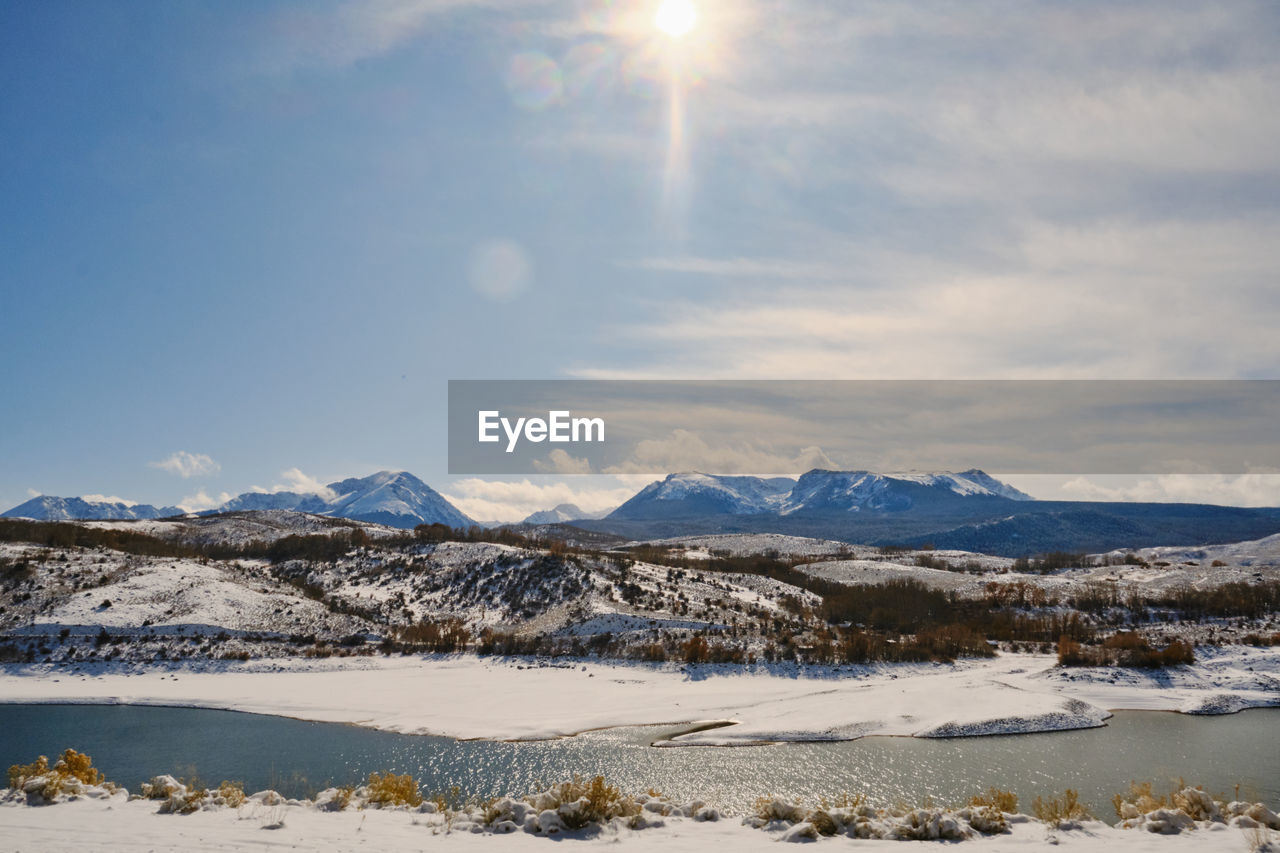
216 780 246 808
8 755 51 790
1032 789 1090 826
365 771 422 807
1057 634 1194 668
8 748 106 799
535 775 639 828
1112 781 1167 817
970 788 1018 813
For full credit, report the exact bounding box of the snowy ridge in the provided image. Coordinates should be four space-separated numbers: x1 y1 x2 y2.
521 503 611 525
1 496 184 522
3 471 475 530
608 468 1029 521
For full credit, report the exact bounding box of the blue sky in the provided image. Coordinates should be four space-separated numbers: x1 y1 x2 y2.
2 1 1279 520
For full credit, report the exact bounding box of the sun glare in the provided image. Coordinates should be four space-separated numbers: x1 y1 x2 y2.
655 0 697 38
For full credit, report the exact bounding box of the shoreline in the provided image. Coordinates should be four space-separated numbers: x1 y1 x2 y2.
1 647 1276 745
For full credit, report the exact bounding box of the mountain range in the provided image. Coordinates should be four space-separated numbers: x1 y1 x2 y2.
608 469 1031 520
8 468 1280 556
519 503 612 525
3 471 474 530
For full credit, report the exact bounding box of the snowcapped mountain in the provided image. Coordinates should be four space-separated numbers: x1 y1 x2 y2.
219 491 329 514
607 469 1028 521
2 471 475 530
321 471 474 529
780 469 1033 515
609 473 797 520
216 471 475 529
1 495 184 521
520 503 612 525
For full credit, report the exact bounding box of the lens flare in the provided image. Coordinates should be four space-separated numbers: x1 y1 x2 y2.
654 0 697 37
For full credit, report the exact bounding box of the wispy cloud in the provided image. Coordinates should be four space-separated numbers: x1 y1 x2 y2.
271 468 337 500
441 477 636 522
81 494 137 506
178 489 234 513
603 429 833 476
149 451 221 479
582 211 1280 380
1061 474 1280 507
531 449 592 474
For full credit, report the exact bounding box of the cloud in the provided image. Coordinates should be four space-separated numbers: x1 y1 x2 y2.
1060 474 1280 507
81 494 137 506
273 468 337 500
150 451 221 479
178 490 234 513
581 212 1280 380
440 477 637 522
532 449 592 474
26 488 40 498
603 429 834 476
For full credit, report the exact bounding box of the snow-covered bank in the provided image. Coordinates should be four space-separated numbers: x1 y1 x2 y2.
2 784 1278 853
1 647 1277 744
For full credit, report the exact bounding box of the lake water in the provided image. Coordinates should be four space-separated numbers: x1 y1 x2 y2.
1 704 1276 819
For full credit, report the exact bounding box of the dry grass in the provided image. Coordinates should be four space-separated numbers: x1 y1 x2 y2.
216 780 246 808
808 809 840 836
365 771 422 808
1246 824 1274 853
1112 778 1223 821
1032 789 1091 826
1113 780 1168 816
970 788 1018 813
539 775 640 828
333 785 355 811
821 792 868 810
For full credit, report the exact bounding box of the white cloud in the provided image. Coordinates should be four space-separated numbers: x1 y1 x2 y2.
178 490 234 513
1060 474 1280 507
532 449 592 474
150 451 221 479
273 468 337 500
26 488 40 498
603 429 833 476
440 477 637 522
81 494 137 506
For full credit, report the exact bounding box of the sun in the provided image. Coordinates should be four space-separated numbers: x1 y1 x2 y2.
654 0 698 38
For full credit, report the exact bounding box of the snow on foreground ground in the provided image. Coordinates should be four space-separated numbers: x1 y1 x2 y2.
2 782 1279 853
1 646 1277 744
